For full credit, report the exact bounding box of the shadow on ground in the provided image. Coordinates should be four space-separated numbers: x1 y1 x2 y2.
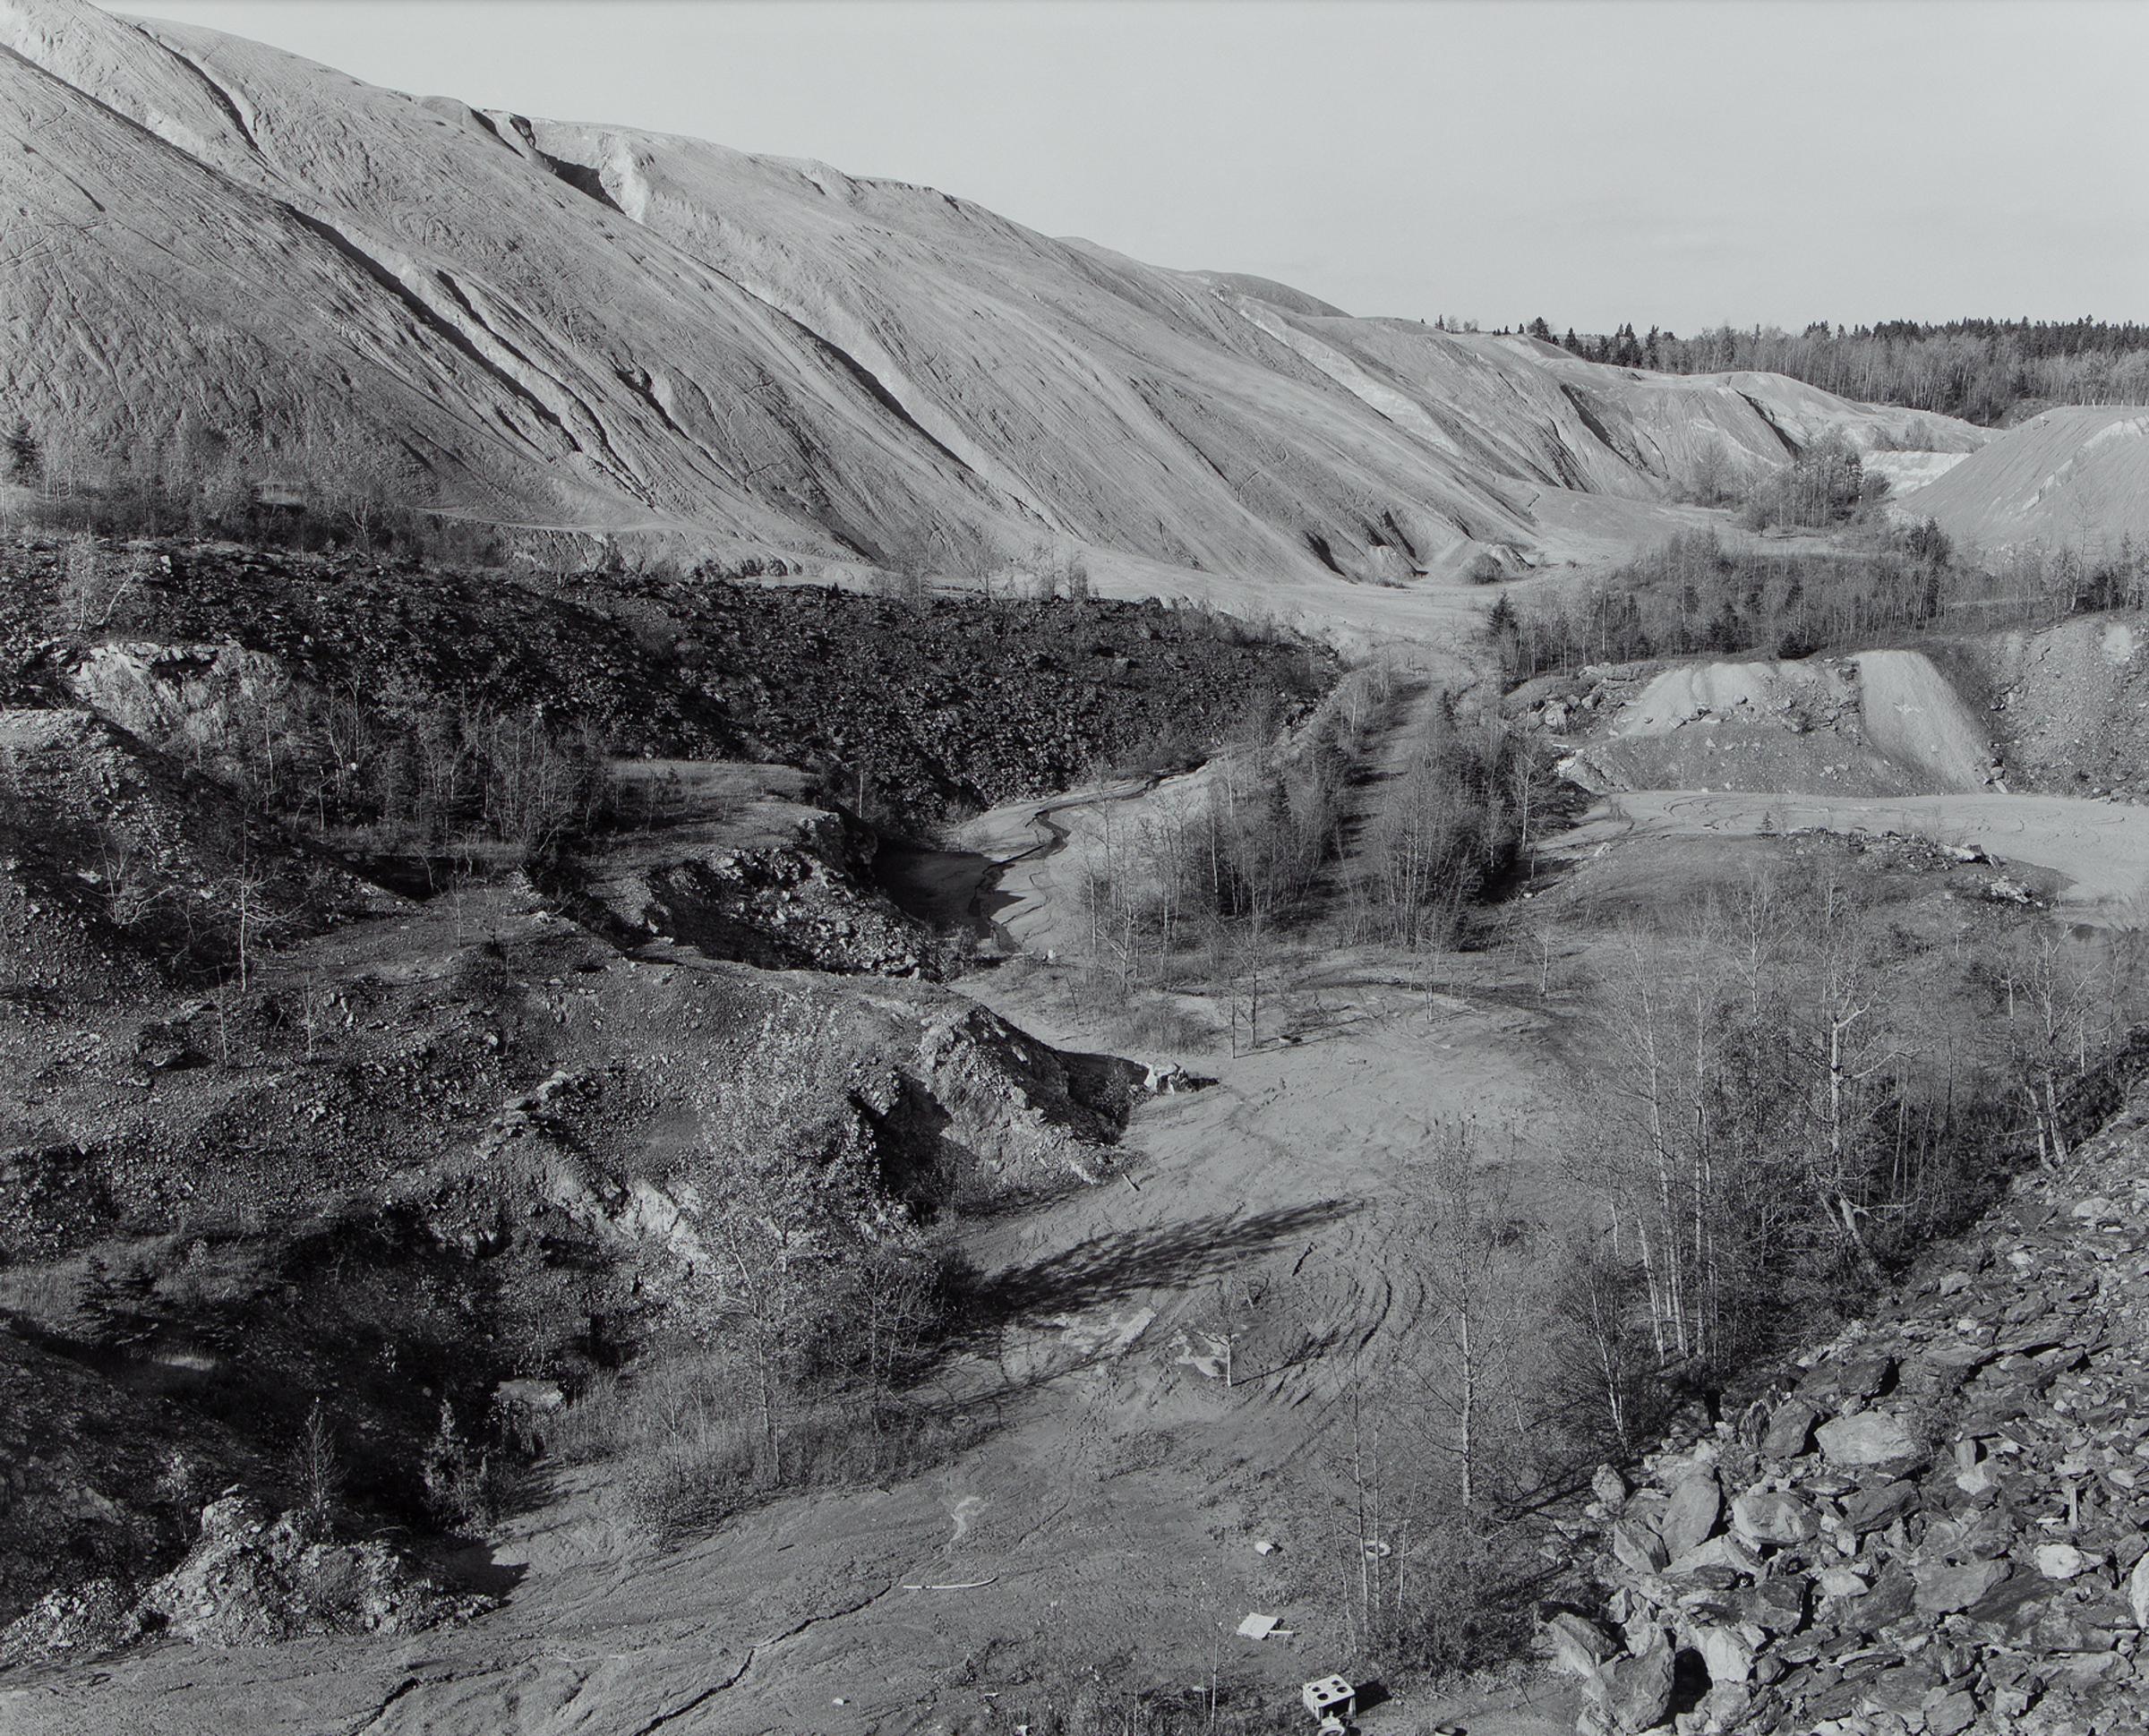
961 1200 1355 1327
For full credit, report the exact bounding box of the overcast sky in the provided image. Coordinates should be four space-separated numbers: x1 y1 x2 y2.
126 1 2149 334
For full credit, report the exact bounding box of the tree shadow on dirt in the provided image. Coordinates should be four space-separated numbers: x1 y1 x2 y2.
952 1198 1355 1333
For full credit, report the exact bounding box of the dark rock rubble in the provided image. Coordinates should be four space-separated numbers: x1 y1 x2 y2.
1551 1088 2149 1736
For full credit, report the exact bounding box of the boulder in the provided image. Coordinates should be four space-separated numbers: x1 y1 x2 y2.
1658 1468 1722 1558
1840 1566 1914 1634
1840 1479 1918 1534
1836 1354 1896 1399
1856 1660 1940 1715
1545 1611 1621 1678
1665 1534 1761 1578
2047 1649 2126 1689
2129 1549 2149 1629
1760 1399 1820 1459
1736 1576 1808 1635
1914 1558 2010 1616
492 1377 565 1414
1815 1412 1917 1467
1590 1635 1675 1736
2034 1543 2102 1580
1693 1621 1759 1684
1731 1489 1815 1548
1958 1572 2053 1643
1611 1518 1671 1576
1699 1682 1752 1733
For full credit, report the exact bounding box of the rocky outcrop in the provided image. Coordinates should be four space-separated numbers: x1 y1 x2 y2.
0 1493 482 1668
579 798 942 979
1554 1087 2149 1736
519 982 1143 1264
56 638 290 759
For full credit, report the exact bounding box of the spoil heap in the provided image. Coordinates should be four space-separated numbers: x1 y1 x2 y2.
1553 1088 2149 1736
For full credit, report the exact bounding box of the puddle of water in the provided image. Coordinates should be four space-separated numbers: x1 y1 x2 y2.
875 844 997 937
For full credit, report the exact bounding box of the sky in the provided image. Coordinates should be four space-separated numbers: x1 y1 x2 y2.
123 0 2149 334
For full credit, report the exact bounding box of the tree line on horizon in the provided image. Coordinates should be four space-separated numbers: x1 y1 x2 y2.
1515 316 2149 423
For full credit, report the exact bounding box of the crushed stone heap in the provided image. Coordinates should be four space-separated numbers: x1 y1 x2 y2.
1549 1086 2149 1736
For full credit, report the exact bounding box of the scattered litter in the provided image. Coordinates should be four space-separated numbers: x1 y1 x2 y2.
900 1576 998 1592
1254 1539 1277 1555
1237 1612 1294 1640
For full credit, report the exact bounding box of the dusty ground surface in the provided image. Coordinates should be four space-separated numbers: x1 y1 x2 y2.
4 946 1581 1736
3 636 1586 1734
1546 790 2149 925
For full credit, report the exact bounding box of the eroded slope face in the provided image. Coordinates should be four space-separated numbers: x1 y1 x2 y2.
1540 648 2003 800
5 0 1980 592
1894 406 2149 550
1528 611 2149 814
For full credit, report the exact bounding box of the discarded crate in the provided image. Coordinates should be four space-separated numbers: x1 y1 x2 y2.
1299 1674 1356 1729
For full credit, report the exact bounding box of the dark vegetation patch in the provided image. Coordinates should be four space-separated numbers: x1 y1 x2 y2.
1485 523 2149 687
595 571 1334 831
0 534 1333 838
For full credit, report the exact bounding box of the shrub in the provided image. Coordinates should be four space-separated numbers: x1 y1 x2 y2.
290 1398 345 1539
553 1353 975 1542
418 1399 512 1533
868 563 929 606
5 419 41 487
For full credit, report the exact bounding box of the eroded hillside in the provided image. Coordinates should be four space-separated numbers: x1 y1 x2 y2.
0 527 1333 1678
2 0 1977 593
